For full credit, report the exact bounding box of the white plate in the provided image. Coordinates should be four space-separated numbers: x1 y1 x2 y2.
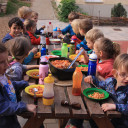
49 39 61 42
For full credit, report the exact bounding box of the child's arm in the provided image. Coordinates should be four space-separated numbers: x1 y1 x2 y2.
61 24 71 35
35 26 45 35
101 103 116 112
30 34 40 45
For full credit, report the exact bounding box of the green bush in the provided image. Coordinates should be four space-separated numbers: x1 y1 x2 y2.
58 0 79 22
111 3 127 17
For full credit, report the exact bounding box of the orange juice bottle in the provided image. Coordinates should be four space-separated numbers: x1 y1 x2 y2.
72 67 83 96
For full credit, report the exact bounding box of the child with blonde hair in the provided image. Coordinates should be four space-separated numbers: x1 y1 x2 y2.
0 43 36 128
84 53 128 128
18 6 32 22
6 36 39 81
24 19 40 45
31 11 45 35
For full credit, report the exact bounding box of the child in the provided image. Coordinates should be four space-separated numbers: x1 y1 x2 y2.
0 43 36 128
24 19 40 45
5 36 39 81
18 6 32 22
76 19 93 51
31 11 45 35
77 28 104 64
84 53 128 128
93 37 120 81
2 17 23 43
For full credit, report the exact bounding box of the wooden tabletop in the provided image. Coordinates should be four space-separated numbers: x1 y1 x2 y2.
21 44 121 128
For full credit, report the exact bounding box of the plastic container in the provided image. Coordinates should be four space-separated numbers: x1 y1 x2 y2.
53 27 57 38
49 57 77 80
39 57 49 85
71 35 77 51
88 52 97 76
47 22 53 37
41 45 46 56
57 28 61 38
40 30 46 44
61 43 68 58
51 50 61 56
69 40 75 55
43 74 54 105
72 67 83 96
46 36 50 55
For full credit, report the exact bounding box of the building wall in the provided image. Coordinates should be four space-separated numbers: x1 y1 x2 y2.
55 0 128 17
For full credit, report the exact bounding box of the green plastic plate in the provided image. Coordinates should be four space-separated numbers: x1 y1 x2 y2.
51 50 61 56
83 88 109 100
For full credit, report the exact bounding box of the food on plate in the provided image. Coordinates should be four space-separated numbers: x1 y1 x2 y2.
88 92 104 99
69 54 82 61
78 66 88 71
34 52 41 58
28 86 44 95
30 71 39 77
51 60 71 69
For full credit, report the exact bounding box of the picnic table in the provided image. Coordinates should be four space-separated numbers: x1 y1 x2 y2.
21 44 121 128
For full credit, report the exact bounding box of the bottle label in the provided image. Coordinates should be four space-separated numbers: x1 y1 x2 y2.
89 59 97 61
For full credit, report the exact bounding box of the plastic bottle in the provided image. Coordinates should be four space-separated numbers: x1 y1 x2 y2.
43 74 54 105
39 58 49 85
40 30 46 45
88 52 97 76
69 40 75 55
53 27 57 38
48 22 53 37
61 43 68 58
46 35 50 55
57 28 61 38
41 45 46 56
71 35 77 51
72 67 83 96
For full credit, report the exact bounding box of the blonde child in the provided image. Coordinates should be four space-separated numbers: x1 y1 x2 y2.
77 28 104 64
76 18 93 51
18 6 32 22
84 53 128 128
5 36 39 81
0 43 36 128
31 11 45 35
24 19 40 45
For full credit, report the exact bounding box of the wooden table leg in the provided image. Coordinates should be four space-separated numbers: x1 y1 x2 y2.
23 116 44 128
92 116 114 128
58 119 69 128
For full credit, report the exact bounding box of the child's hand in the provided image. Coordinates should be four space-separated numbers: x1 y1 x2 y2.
27 104 37 116
31 47 38 54
58 34 65 39
42 25 45 29
84 75 93 84
76 47 86 55
101 103 116 112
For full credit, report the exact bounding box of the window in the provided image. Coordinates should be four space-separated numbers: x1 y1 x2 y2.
85 0 103 3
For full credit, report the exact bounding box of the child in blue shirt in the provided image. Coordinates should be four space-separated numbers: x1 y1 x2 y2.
5 36 39 81
0 43 36 128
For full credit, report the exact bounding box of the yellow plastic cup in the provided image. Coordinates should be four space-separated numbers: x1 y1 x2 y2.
43 97 54 105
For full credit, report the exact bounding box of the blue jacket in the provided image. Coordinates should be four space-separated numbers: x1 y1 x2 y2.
92 76 128 128
23 52 34 65
61 24 75 36
2 33 13 43
0 80 28 128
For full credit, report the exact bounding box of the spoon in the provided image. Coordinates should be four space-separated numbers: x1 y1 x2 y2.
33 88 38 105
68 49 84 69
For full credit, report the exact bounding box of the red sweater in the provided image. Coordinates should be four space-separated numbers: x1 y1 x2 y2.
97 58 114 79
27 31 40 45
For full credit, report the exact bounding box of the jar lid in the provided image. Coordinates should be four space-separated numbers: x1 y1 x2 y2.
63 43 67 46
44 74 54 83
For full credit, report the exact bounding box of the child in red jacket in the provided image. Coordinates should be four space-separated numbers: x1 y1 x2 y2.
24 19 40 45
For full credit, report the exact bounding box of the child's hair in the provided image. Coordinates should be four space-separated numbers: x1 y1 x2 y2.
95 37 120 59
18 6 32 19
85 28 104 43
113 53 128 71
31 11 38 18
10 36 31 60
71 19 81 34
0 43 7 53
8 17 23 29
24 19 36 31
68 11 79 21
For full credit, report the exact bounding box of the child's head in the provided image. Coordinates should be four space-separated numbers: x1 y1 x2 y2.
24 19 36 33
31 11 38 23
10 36 31 61
71 19 81 34
0 43 8 75
85 29 104 49
8 17 23 37
68 12 79 24
78 19 93 36
112 53 128 86
94 37 120 60
18 6 32 20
